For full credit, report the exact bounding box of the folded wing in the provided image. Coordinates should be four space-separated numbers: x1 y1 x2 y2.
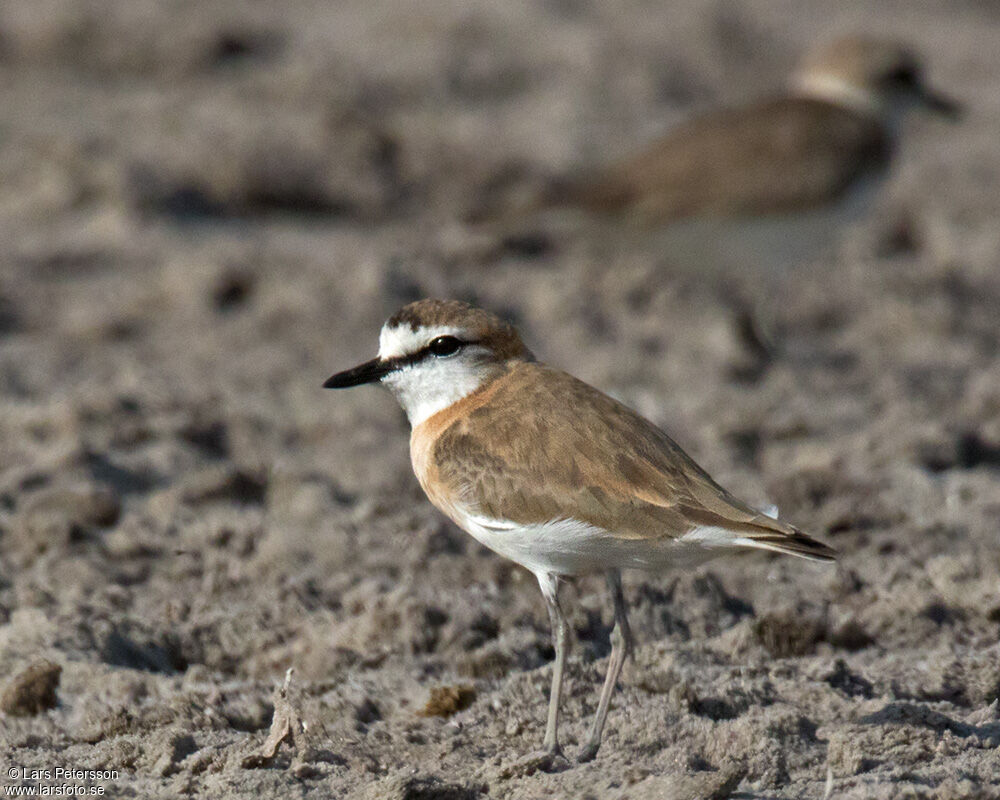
433 363 834 563
549 97 888 224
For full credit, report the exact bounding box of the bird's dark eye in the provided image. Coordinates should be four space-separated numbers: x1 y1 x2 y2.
428 336 463 357
885 65 918 87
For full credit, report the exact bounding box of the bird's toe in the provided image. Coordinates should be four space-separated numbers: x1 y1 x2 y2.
576 740 600 763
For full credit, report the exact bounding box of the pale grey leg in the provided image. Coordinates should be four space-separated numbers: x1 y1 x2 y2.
578 569 633 762
537 571 568 756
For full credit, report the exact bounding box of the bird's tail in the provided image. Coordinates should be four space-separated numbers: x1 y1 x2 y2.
682 502 836 563
738 526 836 563
734 502 836 563
465 173 587 227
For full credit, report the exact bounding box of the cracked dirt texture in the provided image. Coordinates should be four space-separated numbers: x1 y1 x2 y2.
1 1 999 798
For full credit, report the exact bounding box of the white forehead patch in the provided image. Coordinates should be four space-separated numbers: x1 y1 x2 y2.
791 72 883 116
378 324 469 359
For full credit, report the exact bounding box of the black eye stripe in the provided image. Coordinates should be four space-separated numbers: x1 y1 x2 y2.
382 337 473 372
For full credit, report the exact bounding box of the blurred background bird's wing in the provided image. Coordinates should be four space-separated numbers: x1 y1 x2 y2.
547 97 890 225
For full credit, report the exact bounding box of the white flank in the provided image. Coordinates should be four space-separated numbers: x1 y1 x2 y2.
679 525 759 549
453 511 747 576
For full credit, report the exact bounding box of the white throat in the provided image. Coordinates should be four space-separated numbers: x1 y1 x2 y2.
791 73 884 118
378 323 493 427
382 363 490 427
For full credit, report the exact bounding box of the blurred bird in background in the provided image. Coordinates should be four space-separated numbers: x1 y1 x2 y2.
479 35 961 279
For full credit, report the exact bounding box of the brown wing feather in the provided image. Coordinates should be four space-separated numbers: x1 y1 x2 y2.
428 363 834 561
550 97 889 224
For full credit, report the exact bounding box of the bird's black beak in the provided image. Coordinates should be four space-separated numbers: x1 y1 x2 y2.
323 358 392 388
918 85 962 120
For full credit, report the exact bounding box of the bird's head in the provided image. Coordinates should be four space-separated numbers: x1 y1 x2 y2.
324 299 532 426
793 36 961 122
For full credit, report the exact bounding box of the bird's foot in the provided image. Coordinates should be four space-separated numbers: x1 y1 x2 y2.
500 746 570 778
576 739 601 763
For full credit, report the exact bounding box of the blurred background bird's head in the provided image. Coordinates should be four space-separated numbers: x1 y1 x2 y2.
793 35 962 124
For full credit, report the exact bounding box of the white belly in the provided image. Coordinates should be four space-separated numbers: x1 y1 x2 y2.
453 511 731 578
544 172 883 278
655 175 882 276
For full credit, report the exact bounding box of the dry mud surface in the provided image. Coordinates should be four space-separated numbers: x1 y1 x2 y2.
1 1 1000 798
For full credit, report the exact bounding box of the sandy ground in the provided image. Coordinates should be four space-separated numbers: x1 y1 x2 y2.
1 1 999 797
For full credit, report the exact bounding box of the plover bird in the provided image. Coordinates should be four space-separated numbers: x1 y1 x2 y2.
500 36 960 273
324 299 834 762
